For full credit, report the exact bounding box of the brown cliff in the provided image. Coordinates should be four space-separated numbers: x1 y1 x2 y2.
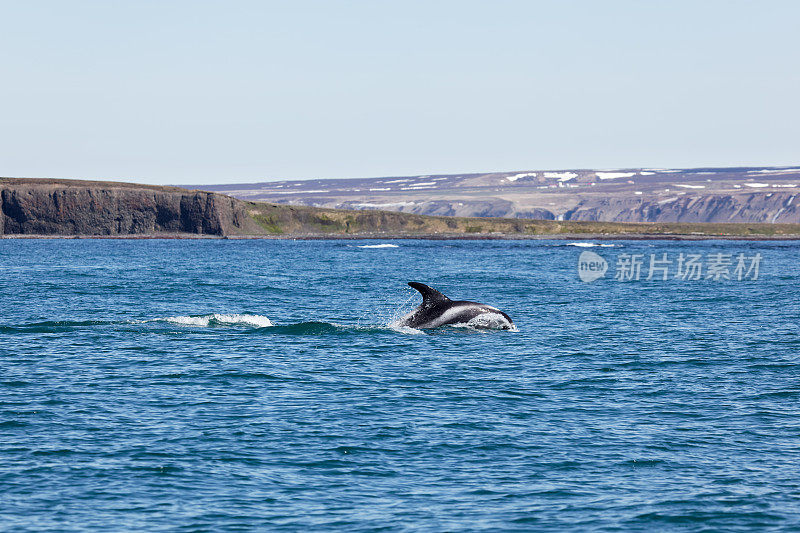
0 178 265 236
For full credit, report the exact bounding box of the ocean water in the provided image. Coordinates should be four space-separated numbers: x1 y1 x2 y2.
1 239 799 531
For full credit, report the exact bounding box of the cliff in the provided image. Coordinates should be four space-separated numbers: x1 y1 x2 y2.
3 177 800 238
0 178 265 236
199 166 800 224
564 191 800 223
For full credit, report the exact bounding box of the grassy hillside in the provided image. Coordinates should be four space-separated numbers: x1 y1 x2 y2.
0 177 190 193
246 202 800 238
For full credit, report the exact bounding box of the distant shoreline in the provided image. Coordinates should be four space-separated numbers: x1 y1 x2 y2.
4 233 800 241
5 178 800 241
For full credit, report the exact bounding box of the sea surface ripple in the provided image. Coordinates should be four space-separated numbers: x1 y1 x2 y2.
1 239 799 531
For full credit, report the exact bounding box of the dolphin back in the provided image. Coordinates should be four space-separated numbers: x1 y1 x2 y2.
408 282 451 307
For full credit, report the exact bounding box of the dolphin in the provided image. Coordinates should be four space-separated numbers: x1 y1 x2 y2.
396 282 515 330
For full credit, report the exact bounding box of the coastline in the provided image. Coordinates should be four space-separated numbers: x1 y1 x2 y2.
5 178 800 241
4 232 800 241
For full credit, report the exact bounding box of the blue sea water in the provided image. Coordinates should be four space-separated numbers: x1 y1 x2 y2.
1 239 799 531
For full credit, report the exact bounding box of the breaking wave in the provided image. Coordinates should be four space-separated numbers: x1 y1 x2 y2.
388 324 426 335
158 314 274 328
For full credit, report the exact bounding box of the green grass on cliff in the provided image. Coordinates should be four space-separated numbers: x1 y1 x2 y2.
246 201 800 238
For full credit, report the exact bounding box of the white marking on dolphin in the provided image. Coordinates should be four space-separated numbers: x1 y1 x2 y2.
395 282 515 330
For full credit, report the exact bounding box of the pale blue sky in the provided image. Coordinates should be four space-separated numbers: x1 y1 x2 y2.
1 0 798 185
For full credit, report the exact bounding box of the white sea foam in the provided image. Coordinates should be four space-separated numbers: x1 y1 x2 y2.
566 242 617 248
161 314 273 328
357 244 399 249
389 324 426 335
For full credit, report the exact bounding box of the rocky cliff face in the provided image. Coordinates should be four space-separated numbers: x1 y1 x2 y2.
336 198 558 219
0 179 263 236
200 166 800 224
564 192 800 223
292 193 800 223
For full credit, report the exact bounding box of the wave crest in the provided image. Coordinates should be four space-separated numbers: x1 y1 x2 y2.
161 314 273 328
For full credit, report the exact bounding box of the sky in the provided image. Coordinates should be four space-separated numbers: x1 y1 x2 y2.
1 1 799 185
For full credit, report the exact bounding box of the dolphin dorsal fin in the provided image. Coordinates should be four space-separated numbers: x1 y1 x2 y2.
408 282 451 306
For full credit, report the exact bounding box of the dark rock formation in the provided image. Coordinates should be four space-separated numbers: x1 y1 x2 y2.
514 208 556 220
0 179 264 236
